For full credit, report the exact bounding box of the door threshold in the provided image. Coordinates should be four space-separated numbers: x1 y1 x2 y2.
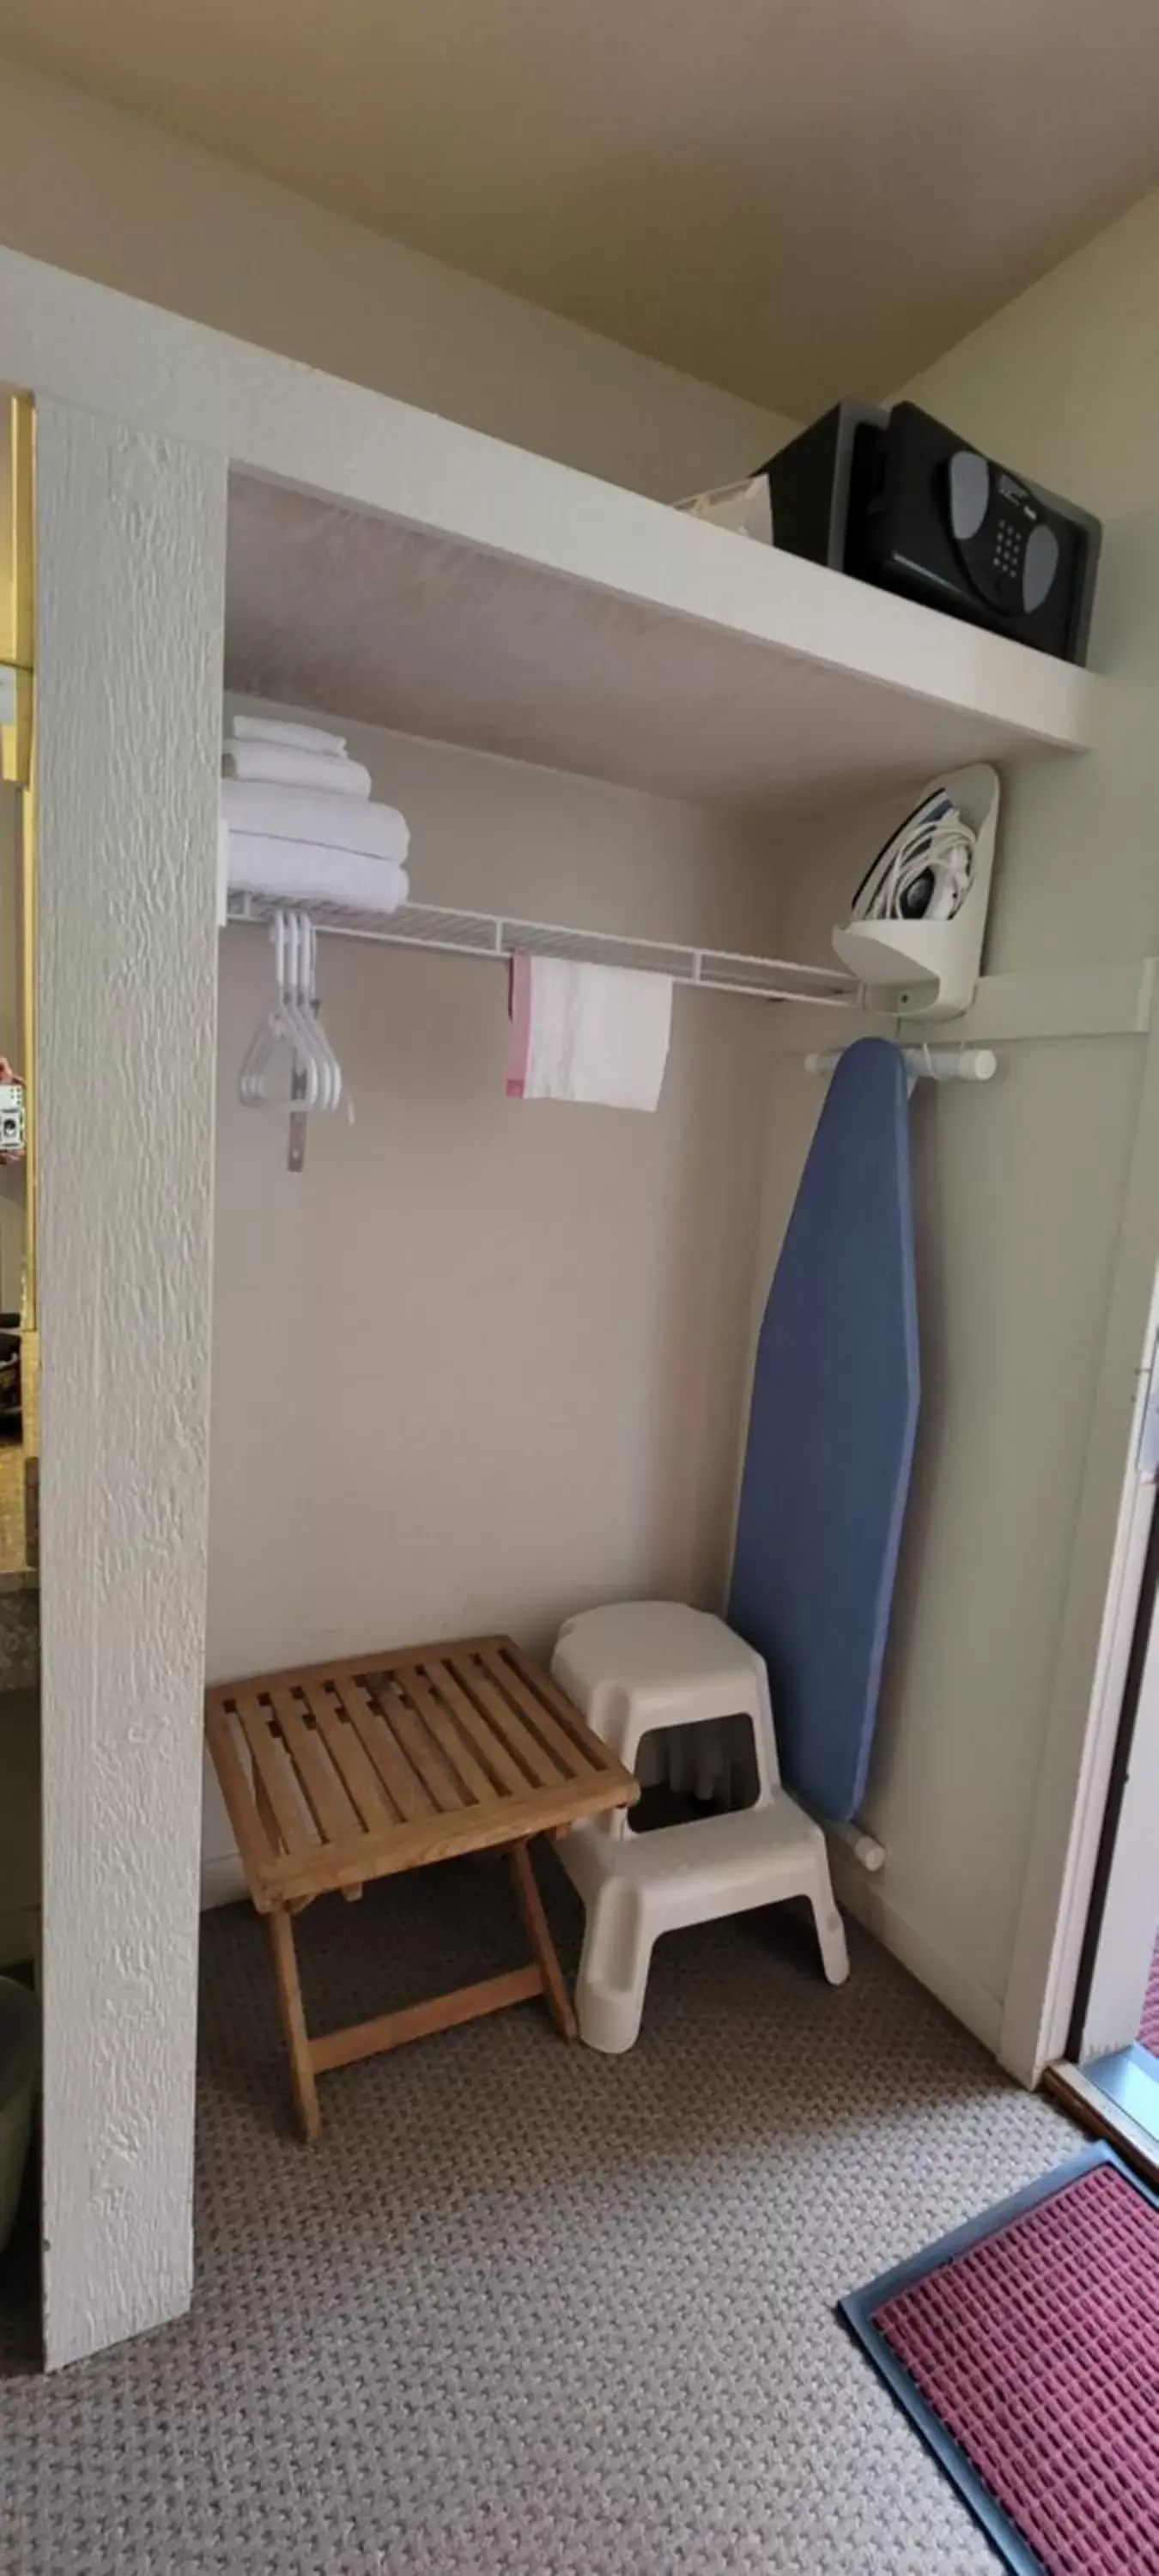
1046 2054 1159 2184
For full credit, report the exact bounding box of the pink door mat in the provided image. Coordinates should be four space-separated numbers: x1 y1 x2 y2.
840 2146 1159 2576
1138 1935 1159 2054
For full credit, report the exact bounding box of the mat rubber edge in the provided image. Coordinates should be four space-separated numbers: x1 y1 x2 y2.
836 2142 1159 2576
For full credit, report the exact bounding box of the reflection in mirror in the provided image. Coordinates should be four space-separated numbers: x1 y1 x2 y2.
0 390 37 2366
0 778 31 1582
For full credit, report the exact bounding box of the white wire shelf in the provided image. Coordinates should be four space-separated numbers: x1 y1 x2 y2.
225 892 859 1009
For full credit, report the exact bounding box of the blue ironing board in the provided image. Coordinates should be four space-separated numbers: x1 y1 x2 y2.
727 1039 919 1822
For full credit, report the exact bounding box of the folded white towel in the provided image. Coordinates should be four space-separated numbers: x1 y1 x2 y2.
221 778 410 864
506 954 672 1111
223 742 372 797
226 829 410 916
229 714 348 756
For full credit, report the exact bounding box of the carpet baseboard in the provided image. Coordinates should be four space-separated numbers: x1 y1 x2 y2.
200 1850 246 1911
832 1853 1004 2057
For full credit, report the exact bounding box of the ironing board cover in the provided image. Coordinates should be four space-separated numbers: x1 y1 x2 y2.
727 1038 919 1821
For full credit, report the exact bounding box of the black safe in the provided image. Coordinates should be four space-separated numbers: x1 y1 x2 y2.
763 400 1101 665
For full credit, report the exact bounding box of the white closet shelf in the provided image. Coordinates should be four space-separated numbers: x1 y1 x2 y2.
225 892 859 1006
0 249 1096 817
225 470 1099 822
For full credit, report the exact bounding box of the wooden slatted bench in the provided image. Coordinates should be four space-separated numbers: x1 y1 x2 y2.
205 1634 639 2136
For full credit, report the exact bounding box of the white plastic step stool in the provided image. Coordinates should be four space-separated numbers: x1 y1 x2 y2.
552 1602 849 2052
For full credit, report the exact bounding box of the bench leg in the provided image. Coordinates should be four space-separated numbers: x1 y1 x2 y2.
268 1905 321 2141
509 1840 578 2041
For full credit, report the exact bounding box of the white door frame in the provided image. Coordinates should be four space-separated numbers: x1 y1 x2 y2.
998 1009 1159 2086
1077 1529 1159 2062
1075 1273 1159 2061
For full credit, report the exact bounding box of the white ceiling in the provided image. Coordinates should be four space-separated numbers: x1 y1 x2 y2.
7 0 1159 413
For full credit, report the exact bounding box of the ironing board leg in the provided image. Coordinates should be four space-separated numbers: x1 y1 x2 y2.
509 1840 578 2041
268 1905 322 2141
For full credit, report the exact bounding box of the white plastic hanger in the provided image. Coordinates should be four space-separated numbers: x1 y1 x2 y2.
299 917 345 1116
281 911 325 1110
308 921 345 1115
238 911 304 1107
237 908 351 1159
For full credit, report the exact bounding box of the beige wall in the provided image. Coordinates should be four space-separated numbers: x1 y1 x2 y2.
0 62 792 498
203 705 783 1896
757 190 1159 2043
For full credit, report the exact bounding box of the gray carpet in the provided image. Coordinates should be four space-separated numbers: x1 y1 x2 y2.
1 1856 1075 2574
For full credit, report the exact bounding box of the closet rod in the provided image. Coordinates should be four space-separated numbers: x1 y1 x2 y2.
805 1043 998 1083
225 892 859 1011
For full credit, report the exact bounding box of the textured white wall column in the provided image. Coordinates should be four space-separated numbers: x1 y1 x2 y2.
36 399 224 2367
